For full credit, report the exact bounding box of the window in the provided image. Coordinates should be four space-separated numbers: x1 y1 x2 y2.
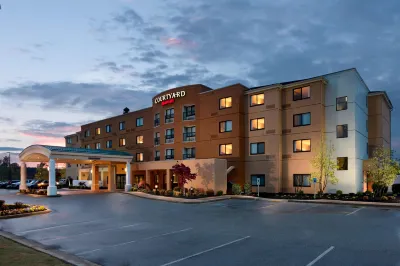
220 120 232 133
136 117 143 127
85 144 90 149
166 149 174 160
293 86 311 101
250 93 264 106
95 142 101 149
219 144 233 155
106 125 112 133
251 174 265 186
337 157 348 170
165 108 174 123
66 137 72 144
119 121 125 130
155 150 160 161
84 130 90 137
183 105 195 120
293 112 311 127
154 113 160 127
183 126 196 142
293 174 311 187
293 139 311 152
154 132 160 146
250 118 265 131
119 138 126 147
106 140 112 148
250 142 265 155
336 124 348 138
136 153 144 162
95 127 101 135
165 128 174 144
136 135 144 144
336 96 348 111
219 97 232 109
183 147 196 159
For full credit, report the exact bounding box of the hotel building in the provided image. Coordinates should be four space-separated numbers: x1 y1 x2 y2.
64 68 392 194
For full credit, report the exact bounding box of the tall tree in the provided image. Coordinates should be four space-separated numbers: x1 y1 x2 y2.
34 162 49 180
366 146 400 196
171 162 197 195
310 136 338 193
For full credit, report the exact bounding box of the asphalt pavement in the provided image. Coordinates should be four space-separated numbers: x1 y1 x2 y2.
0 189 400 266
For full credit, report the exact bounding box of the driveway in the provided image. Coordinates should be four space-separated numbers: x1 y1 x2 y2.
0 192 400 266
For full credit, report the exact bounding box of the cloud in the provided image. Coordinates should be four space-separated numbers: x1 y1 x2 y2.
94 61 134 73
19 120 82 138
0 139 21 142
0 117 13 123
0 147 23 152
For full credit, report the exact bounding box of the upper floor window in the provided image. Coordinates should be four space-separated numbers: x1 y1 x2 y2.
251 174 265 186
337 157 348 170
250 142 265 155
220 120 232 133
154 132 160 146
336 96 348 111
165 108 174 123
183 126 196 142
95 127 101 135
337 124 348 138
155 150 160 161
119 138 126 147
106 140 112 148
250 118 265 131
95 142 101 149
293 174 311 187
66 137 72 144
183 105 195 120
165 128 174 144
84 130 90 137
106 125 112 133
136 153 144 162
293 112 311 127
293 139 311 152
219 97 232 109
183 147 196 159
119 121 125 130
250 93 264 106
154 113 160 127
165 149 175 160
85 144 90 149
219 144 233 155
136 135 144 144
136 117 143 127
293 86 310 101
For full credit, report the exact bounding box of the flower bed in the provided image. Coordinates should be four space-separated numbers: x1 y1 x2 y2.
19 189 48 195
0 200 48 218
131 186 224 199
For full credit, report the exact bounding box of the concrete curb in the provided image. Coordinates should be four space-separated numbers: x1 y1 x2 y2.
0 209 51 219
288 199 400 208
0 230 100 266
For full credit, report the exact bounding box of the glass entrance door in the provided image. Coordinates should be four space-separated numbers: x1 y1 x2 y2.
116 174 126 189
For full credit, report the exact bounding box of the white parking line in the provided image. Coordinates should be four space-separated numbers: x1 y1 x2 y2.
160 236 250 266
346 207 365 216
42 223 141 242
77 228 193 256
306 246 334 266
259 204 276 209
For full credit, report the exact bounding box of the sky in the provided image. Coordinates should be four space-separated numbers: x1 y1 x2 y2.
0 0 400 163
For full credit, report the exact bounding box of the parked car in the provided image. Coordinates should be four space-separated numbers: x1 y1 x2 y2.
0 181 8 188
6 181 20 189
37 180 49 189
27 180 41 189
56 179 67 188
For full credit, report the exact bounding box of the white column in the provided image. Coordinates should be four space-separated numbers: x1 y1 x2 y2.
19 162 27 190
47 159 57 196
125 162 132 192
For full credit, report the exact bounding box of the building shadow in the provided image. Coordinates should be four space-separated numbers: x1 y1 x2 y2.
195 162 214 190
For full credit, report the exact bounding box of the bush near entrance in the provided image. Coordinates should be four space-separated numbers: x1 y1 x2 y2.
132 184 224 199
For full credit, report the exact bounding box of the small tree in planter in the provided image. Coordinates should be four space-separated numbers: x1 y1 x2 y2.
171 162 197 196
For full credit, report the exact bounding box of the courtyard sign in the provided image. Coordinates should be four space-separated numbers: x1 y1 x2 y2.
154 91 186 105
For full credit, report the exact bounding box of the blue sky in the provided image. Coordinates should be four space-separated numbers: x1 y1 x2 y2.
1 0 400 161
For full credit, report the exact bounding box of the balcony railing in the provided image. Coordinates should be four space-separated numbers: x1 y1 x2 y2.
183 153 195 159
154 137 160 146
183 132 196 142
155 156 160 161
165 114 174 123
183 110 195 121
165 135 174 144
165 154 174 160
154 118 160 127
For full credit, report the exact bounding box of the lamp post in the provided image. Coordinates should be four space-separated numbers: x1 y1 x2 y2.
155 184 158 193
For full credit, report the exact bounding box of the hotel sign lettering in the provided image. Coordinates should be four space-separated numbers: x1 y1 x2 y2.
154 91 186 105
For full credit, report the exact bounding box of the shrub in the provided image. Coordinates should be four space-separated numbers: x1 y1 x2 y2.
381 196 389 201
15 202 24 208
159 189 166 196
19 189 27 194
206 189 215 197
349 193 355 197
166 190 173 197
393 194 398 197
195 188 205 195
336 190 343 196
0 200 4 208
388 196 396 201
155 190 160 195
173 187 181 192
392 184 400 194
216 190 223 196
148 190 154 194
372 183 388 195
365 190 373 196
244 183 252 195
356 192 363 197
232 184 242 195
363 195 369 201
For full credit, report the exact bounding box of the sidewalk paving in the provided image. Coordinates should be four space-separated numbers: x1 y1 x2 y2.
289 199 400 208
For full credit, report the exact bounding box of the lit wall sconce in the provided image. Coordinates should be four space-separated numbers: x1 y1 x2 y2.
155 185 158 189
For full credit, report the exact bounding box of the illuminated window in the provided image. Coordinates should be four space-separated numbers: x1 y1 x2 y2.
337 157 348 170
220 120 232 133
250 118 265 131
293 174 311 187
250 142 265 155
136 135 144 144
336 96 348 111
219 97 232 109
106 140 112 148
106 125 112 133
336 124 348 138
119 138 126 147
136 117 143 127
95 142 101 149
119 121 125 130
250 93 264 106
219 144 233 155
293 86 310 101
293 139 311 152
293 112 311 127
136 153 144 162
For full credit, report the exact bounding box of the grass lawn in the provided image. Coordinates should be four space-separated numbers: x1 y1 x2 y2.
0 236 69 266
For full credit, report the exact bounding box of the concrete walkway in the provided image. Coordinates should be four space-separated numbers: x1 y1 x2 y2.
290 199 400 208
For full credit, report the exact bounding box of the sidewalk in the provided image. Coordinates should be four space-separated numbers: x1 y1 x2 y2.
289 199 400 208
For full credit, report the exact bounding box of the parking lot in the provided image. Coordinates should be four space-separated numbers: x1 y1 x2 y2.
1 191 400 266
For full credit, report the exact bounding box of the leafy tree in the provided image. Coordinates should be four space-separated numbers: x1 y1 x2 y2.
0 155 10 167
171 162 197 195
34 163 49 180
294 175 305 193
366 146 400 197
310 136 338 193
